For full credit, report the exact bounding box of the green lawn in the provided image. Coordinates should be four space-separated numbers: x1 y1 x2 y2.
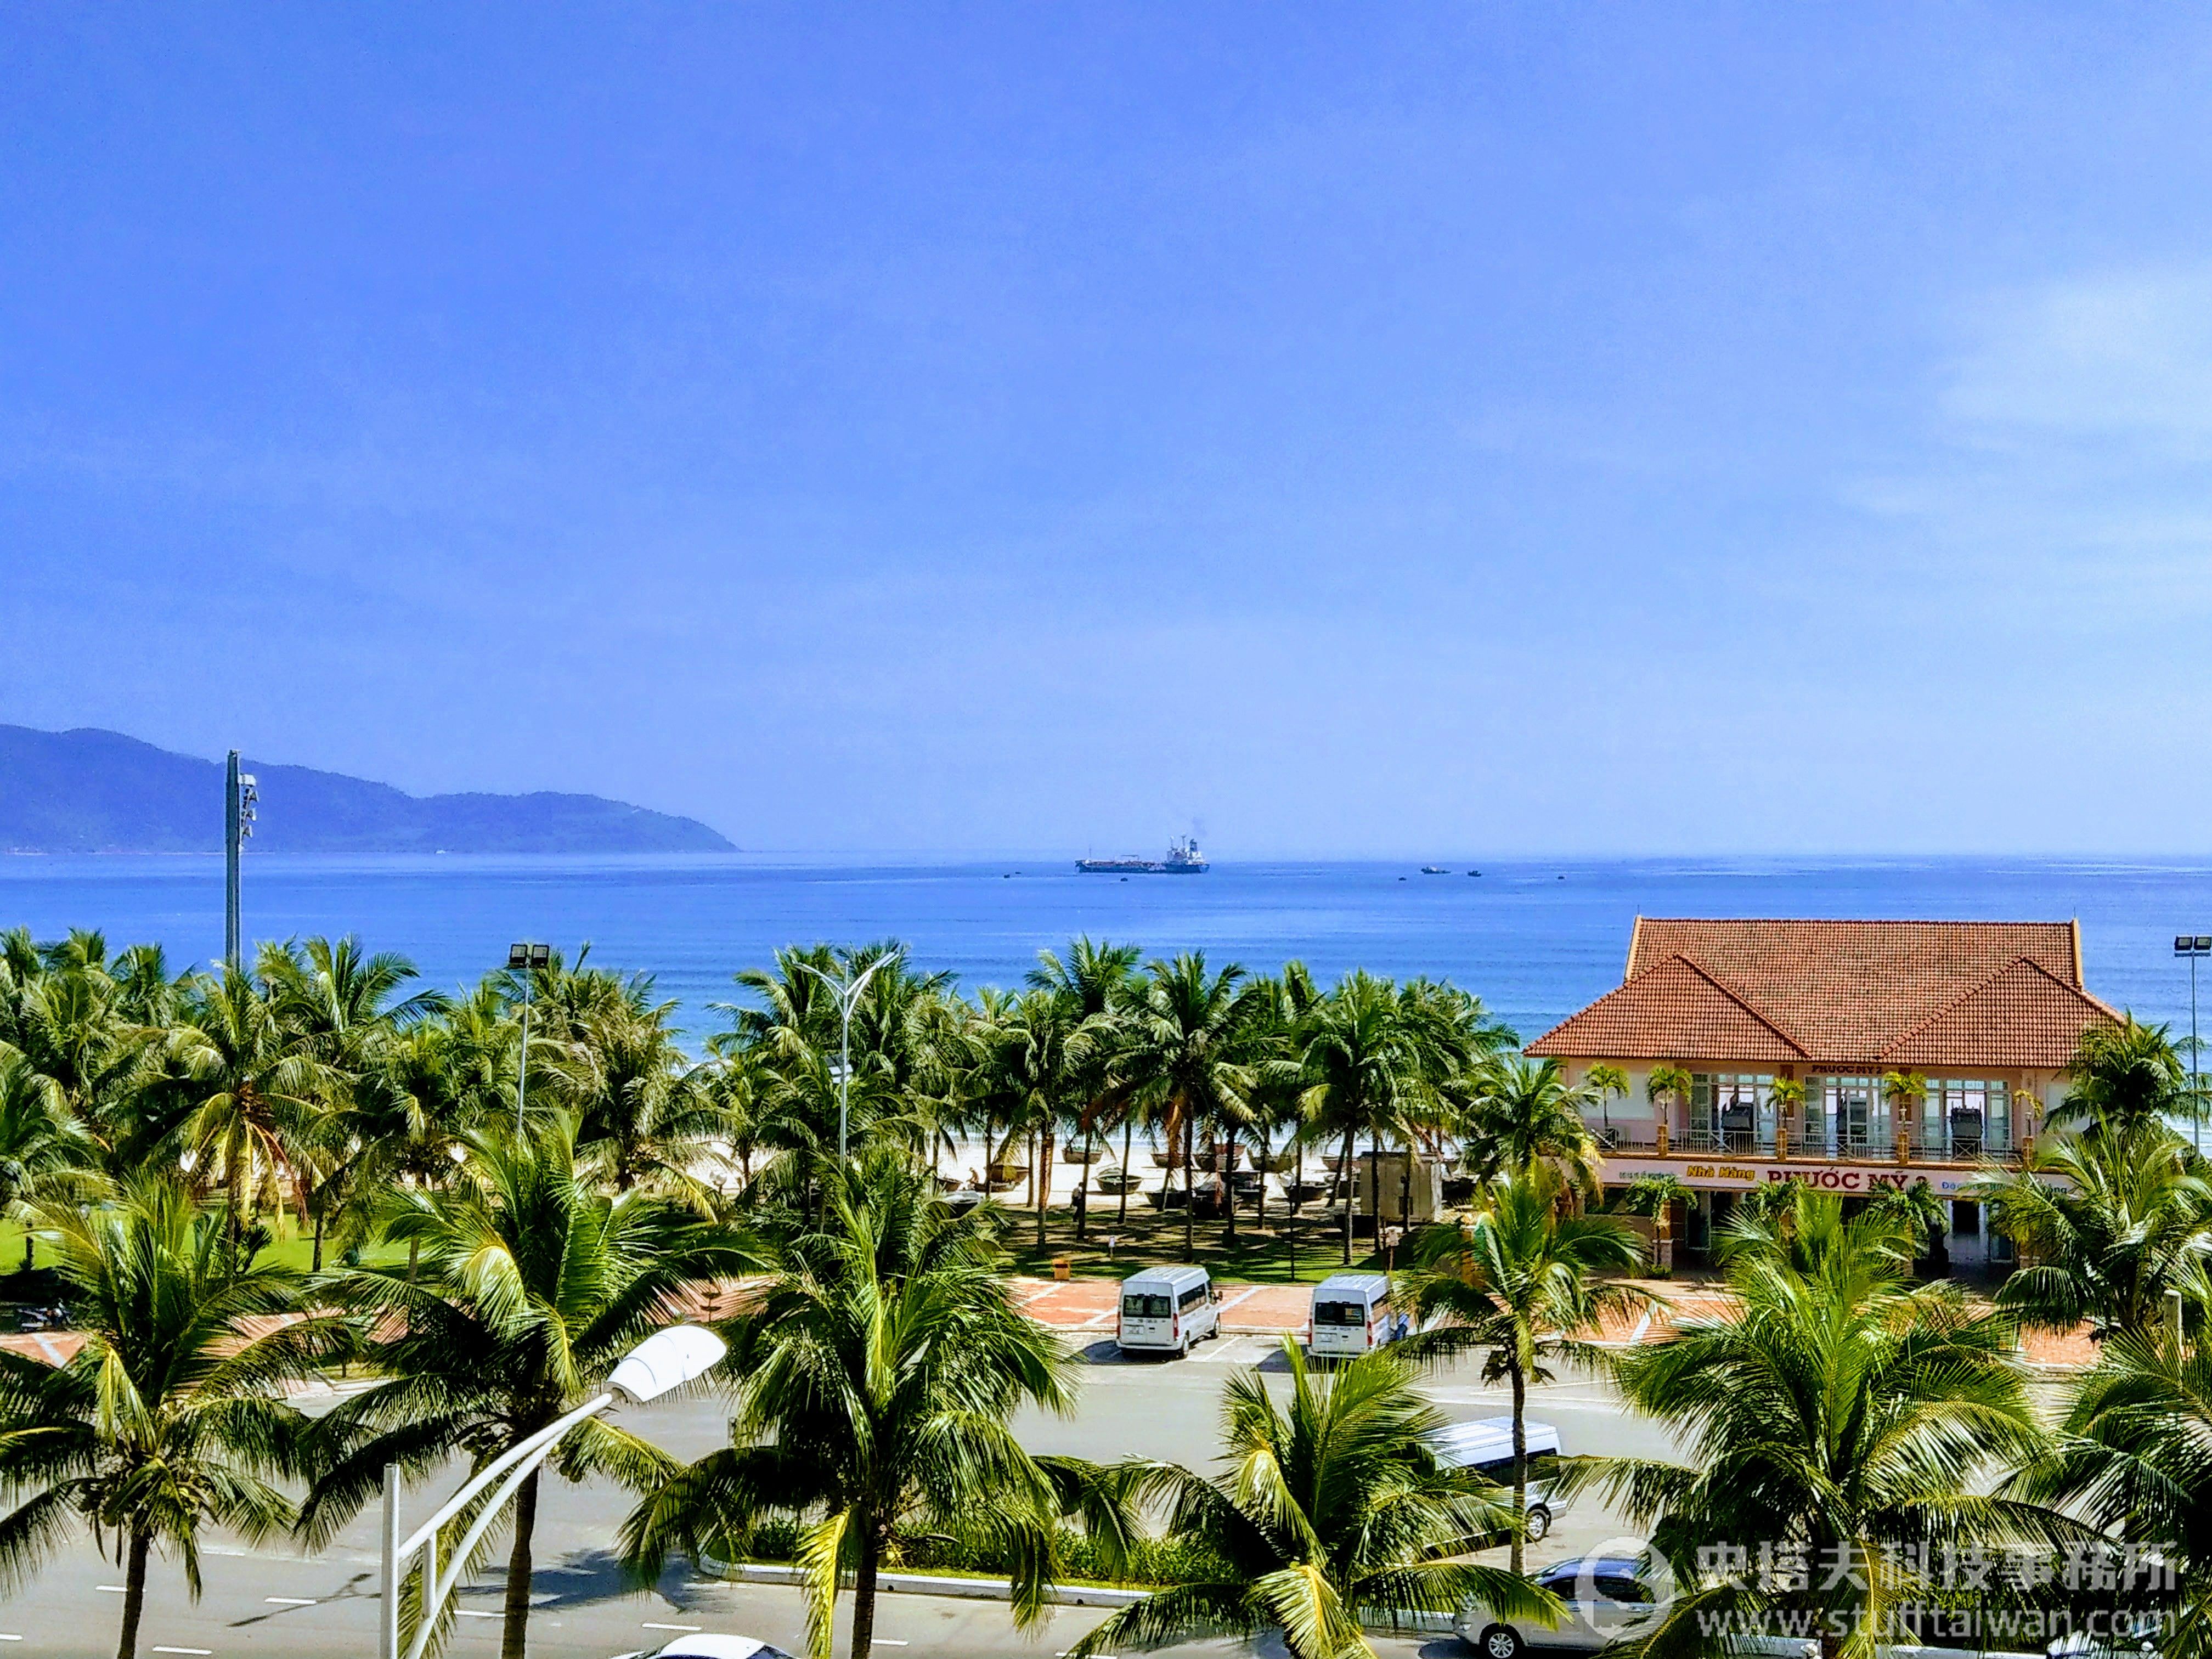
993 1197 1393 1283
0 1218 407 1295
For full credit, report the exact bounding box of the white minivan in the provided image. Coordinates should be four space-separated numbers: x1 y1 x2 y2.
1429 1415 1565 1543
1116 1265 1220 1356
1307 1272 1406 1357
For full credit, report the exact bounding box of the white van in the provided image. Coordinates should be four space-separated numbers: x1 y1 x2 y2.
1428 1415 1565 1542
1307 1272 1405 1356
1116 1265 1220 1356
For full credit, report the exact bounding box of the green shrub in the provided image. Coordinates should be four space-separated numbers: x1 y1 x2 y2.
704 1517 1223 1588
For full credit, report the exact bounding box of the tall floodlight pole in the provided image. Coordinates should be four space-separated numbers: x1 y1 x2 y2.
2178 934 2207 1152
798 951 900 1160
508 943 550 1136
223 753 257 972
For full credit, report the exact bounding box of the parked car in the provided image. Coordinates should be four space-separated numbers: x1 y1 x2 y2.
610 1636 797 1659
1454 1554 1816 1658
2048 1618 2162 1657
1307 1271 1405 1357
1115 1263 1221 1355
1427 1415 1564 1543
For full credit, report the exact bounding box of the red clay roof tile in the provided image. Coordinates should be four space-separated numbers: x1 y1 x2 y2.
1526 918 2115 1069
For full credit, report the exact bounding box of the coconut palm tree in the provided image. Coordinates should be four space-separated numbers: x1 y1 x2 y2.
0 1177 338 1659
1585 1063 1629 1145
1764 1074 1805 1153
166 964 341 1254
538 980 731 1201
1028 939 1141 1241
319 983 516 1274
1644 1063 1694 1150
0 1043 97 1269
1115 955 1258 1257
1880 1070 1927 1154
1064 1338 1556 1659
1455 1057 1602 1201
261 935 438 1062
621 1152 1082 1659
1397 1164 1652 1572
297 1120 756 1659
258 937 437 1271
2053 1017 2194 1136
1976 1117 2212 1340
979 989 1086 1246
1571 1186 2056 1659
1299 972 1424 1267
2007 1319 2212 1652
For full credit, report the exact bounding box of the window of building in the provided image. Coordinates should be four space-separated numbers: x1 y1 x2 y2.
1810 1076 1883 1154
1951 1200 1982 1238
1920 1079 2011 1154
1689 1074 1773 1149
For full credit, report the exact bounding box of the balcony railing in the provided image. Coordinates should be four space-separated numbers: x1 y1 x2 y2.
1605 1123 2019 1166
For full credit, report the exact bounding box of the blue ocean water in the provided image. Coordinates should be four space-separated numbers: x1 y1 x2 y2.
4 853 2212 1049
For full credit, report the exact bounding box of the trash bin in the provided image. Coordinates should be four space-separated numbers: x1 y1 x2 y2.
1052 1255 1073 1282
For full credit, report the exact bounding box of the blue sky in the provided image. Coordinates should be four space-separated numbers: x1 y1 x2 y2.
4 6 2209 856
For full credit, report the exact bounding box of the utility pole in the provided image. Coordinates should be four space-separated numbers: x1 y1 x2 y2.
224 753 257 971
507 943 550 1136
2180 936 2210 1154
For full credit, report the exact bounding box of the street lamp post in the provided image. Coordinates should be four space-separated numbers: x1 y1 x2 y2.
377 1324 725 1659
797 952 900 1160
2178 935 2211 1153
507 943 550 1137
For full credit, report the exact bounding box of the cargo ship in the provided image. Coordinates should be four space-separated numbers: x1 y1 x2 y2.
1077 835 1209 874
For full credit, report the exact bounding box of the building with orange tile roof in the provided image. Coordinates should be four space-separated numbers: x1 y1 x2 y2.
1526 918 2118 1270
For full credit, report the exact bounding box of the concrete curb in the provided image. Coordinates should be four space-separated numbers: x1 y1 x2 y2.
698 1556 1152 1609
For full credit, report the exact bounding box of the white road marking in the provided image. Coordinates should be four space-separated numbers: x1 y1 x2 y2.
1190 1334 1271 1363
0 1634 24 1641
264 1596 318 1605
455 1609 500 1618
95 1584 126 1593
152 1648 213 1655
642 1624 701 1633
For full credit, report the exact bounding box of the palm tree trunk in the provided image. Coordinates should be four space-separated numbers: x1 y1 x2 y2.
1400 1137 1414 1255
1222 1127 1239 1243
115 1526 151 1659
499 1467 540 1659
406 1235 419 1283
1509 1351 1527 1577
851 1515 887 1659
1288 1134 1302 1278
1341 1128 1357 1265
1118 1113 1133 1232
1076 1121 1096 1241
311 1206 325 1274
1254 1126 1267 1245
1183 1114 1196 1259
1035 1124 1050 1248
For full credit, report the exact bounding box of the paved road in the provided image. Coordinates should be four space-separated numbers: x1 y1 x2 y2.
1 1338 1679 1659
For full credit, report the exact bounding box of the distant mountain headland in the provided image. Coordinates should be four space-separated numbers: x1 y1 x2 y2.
0 725 736 855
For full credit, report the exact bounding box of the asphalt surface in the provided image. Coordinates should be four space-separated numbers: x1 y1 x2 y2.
1 1336 1683 1659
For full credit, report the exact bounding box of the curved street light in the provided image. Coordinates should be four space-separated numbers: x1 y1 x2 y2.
378 1324 727 1659
796 950 901 1161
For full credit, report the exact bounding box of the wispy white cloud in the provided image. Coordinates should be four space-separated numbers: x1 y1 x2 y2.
1943 266 2212 450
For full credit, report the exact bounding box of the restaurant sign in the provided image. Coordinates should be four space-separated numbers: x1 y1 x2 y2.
1601 1156 1987 1197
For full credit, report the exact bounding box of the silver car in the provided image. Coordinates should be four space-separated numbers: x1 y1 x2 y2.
1455 1554 1819 1658
611 1637 797 1659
